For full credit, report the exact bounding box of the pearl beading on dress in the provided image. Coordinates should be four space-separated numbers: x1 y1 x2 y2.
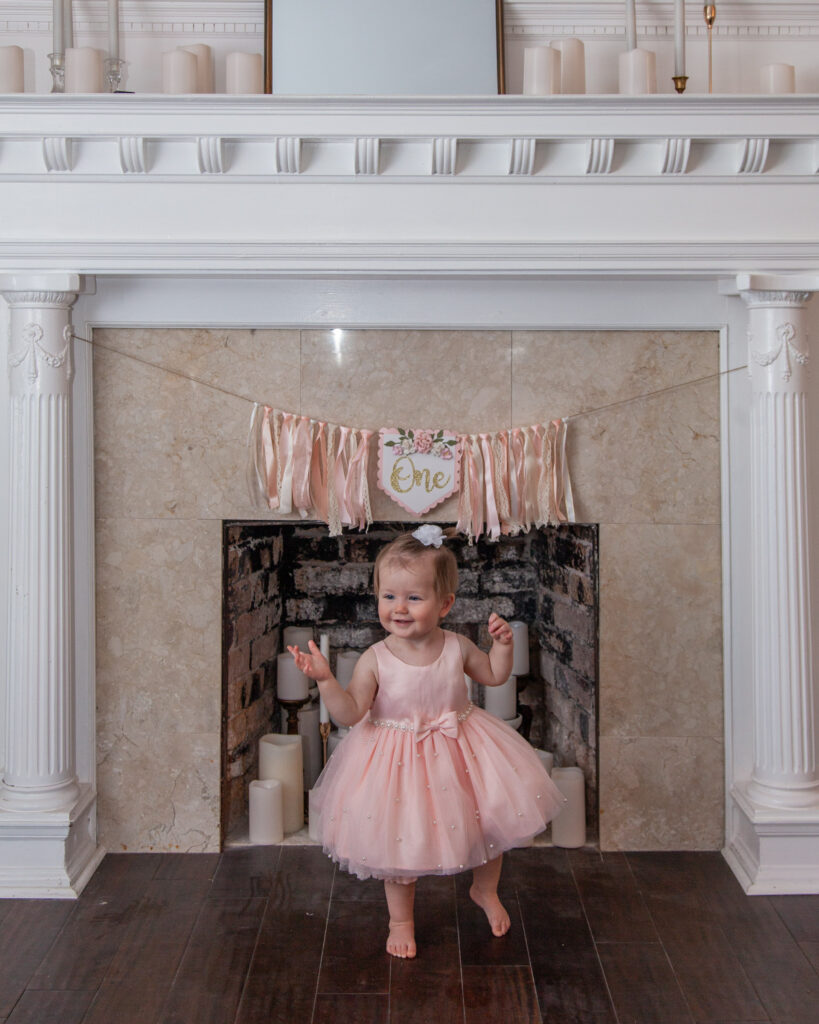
368 701 475 732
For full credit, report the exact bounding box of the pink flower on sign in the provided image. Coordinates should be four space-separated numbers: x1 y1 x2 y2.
414 429 434 454
441 447 453 460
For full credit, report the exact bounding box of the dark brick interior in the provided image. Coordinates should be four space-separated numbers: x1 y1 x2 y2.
222 522 598 842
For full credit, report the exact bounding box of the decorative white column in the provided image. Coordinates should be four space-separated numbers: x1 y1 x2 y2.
0 274 102 897
743 288 818 809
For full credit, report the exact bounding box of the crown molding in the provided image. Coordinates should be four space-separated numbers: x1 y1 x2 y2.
2 2 819 38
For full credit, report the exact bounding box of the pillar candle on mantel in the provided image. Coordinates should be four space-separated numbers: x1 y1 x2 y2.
283 626 314 652
484 675 517 721
277 652 309 701
259 734 304 833
0 46 24 93
760 63 795 94
226 52 263 94
619 47 656 95
522 46 561 95
65 48 104 92
550 38 585 94
510 621 529 676
162 49 197 94
178 43 213 93
249 778 284 844
551 767 586 848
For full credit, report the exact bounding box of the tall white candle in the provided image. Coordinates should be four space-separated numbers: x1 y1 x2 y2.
259 734 304 833
625 0 637 52
162 49 197 94
618 48 657 95
483 675 517 721
249 778 284 844
178 43 213 94
63 0 73 50
64 47 104 93
108 0 120 61
550 38 585 95
510 621 530 676
283 626 314 651
226 52 263 95
297 704 321 789
760 63 795 94
522 46 561 96
53 1 65 55
319 634 330 724
0 46 24 93
673 0 685 78
551 767 586 848
277 652 309 701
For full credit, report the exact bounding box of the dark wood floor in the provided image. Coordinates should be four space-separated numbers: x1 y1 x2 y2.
0 847 817 1024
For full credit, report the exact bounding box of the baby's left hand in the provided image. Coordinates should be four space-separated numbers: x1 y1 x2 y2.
488 612 513 645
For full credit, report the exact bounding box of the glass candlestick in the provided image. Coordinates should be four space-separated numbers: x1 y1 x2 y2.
48 52 65 93
104 57 124 93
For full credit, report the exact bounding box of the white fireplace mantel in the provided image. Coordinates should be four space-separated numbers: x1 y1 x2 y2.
1 95 818 896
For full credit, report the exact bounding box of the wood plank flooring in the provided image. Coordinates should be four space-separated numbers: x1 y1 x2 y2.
0 848 816 1023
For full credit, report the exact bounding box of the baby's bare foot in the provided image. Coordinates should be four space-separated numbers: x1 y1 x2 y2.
387 919 416 958
469 884 511 937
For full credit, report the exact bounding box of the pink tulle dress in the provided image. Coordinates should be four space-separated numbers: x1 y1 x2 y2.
312 630 566 882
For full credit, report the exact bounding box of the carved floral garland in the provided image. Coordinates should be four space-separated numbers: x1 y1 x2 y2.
247 404 574 540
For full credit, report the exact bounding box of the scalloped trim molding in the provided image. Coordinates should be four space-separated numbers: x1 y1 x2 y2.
3 2 819 38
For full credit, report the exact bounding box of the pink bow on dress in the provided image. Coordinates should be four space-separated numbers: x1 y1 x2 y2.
414 710 460 744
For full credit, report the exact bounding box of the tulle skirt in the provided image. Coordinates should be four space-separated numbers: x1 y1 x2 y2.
311 708 566 882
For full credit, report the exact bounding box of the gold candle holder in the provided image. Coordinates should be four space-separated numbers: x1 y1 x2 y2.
320 721 331 765
704 5 717 94
279 695 310 735
672 75 689 94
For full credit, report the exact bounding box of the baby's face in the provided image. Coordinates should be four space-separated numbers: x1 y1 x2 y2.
376 557 453 641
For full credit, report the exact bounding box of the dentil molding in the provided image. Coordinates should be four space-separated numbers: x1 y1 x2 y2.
2 2 819 38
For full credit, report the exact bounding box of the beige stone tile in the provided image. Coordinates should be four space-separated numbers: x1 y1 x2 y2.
567 375 721 525
599 735 724 851
300 329 512 435
599 524 723 741
94 345 265 520
95 516 222 852
94 328 301 409
512 330 719 423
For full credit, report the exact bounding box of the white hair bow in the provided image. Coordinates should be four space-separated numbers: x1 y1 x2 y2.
412 524 445 548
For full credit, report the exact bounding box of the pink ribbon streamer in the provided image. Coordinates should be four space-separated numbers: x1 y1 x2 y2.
291 416 315 514
479 433 501 541
261 406 279 510
334 426 352 525
310 420 328 523
343 429 373 531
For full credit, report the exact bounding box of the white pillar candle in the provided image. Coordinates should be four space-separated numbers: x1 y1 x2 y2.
248 778 284 844
108 0 120 61
537 750 554 775
162 49 197 94
551 767 586 848
283 625 314 651
178 43 213 94
331 651 360 726
673 0 685 78
297 704 322 789
510 621 530 676
53 0 65 55
64 47 104 93
63 0 73 49
277 652 309 701
625 0 637 52
522 46 561 96
550 38 585 95
308 788 321 842
760 63 795 95
0 46 24 93
226 52 263 95
319 634 330 723
618 48 657 95
259 734 304 833
483 675 517 721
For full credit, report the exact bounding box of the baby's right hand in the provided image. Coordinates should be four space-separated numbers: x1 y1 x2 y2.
288 640 332 683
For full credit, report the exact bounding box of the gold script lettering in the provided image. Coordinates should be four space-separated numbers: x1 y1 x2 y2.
390 455 451 494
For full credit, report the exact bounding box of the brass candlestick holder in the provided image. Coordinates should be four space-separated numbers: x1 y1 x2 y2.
320 721 331 765
279 695 310 735
704 5 717 94
672 75 689 94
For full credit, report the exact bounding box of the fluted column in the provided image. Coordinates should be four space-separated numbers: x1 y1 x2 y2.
1 278 81 812
743 288 818 809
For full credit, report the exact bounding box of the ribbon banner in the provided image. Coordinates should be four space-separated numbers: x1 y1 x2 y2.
248 405 574 540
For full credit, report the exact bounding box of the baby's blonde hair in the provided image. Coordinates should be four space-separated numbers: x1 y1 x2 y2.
373 532 458 600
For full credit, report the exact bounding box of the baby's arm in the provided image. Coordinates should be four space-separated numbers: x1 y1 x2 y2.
288 642 378 727
460 613 514 687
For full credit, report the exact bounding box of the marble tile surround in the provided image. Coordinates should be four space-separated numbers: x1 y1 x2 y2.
94 328 722 853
